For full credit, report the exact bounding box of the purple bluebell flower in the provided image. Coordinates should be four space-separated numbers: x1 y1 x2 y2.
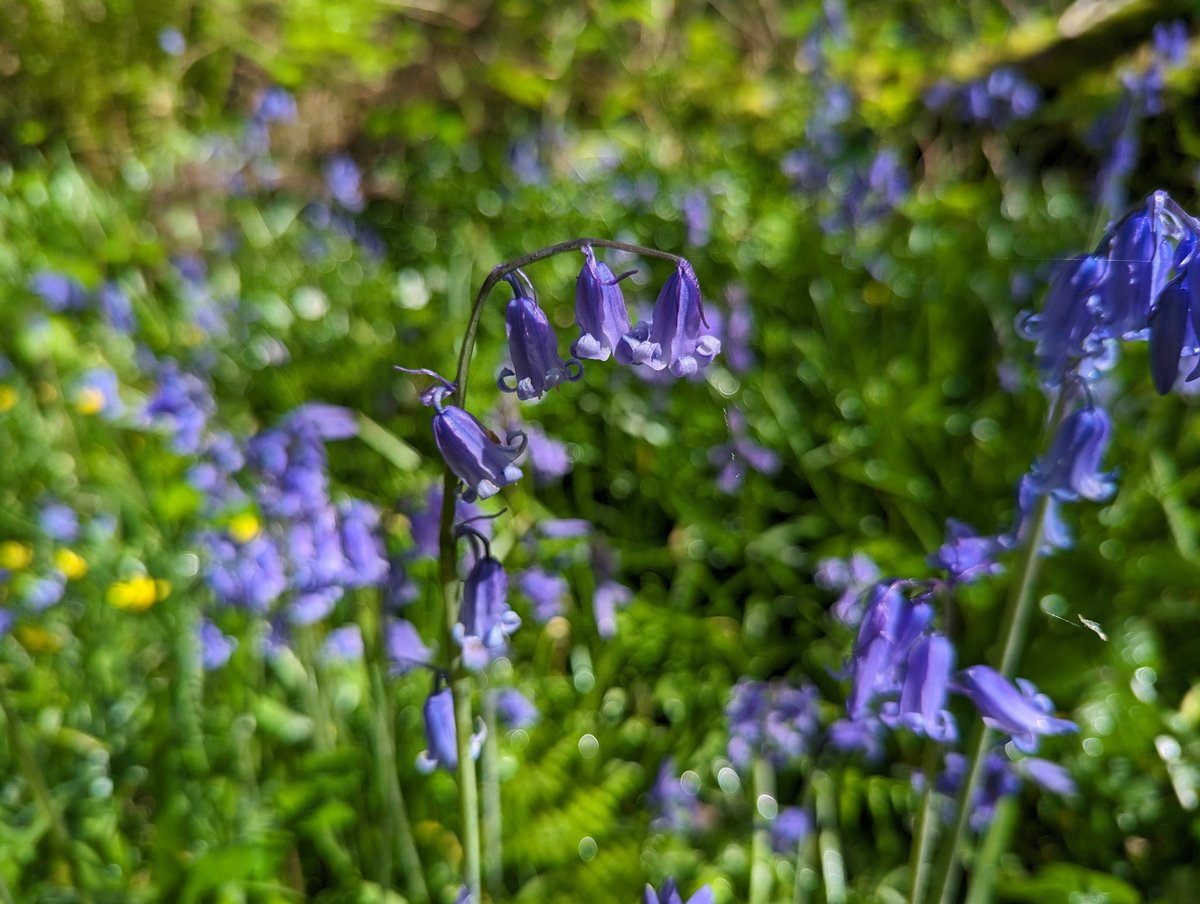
199 618 237 670
431 400 526 503
29 271 88 312
495 688 539 729
573 245 635 362
385 556 420 609
537 518 592 539
338 500 389 587
1017 254 1108 386
157 27 186 56
39 502 79 543
649 758 700 831
721 284 756 373
457 550 521 670
771 806 814 853
816 552 880 625
1015 474 1074 553
519 421 572 484
710 408 780 493
322 625 364 662
97 281 135 332
1093 195 1176 340
937 752 1022 832
828 716 887 761
287 509 348 592
0 610 13 637
1026 406 1116 503
23 572 66 612
286 403 359 441
324 154 364 211
417 686 483 773
844 582 933 720
255 87 297 124
681 189 711 247
203 531 288 613
593 579 632 638
386 619 432 674
144 362 214 455
881 633 957 742
74 367 123 419
406 486 488 559
287 586 343 625
727 679 821 770
518 566 568 622
1152 21 1189 67
636 260 721 377
1015 756 1077 796
928 519 1011 584
498 273 582 401
1148 272 1194 394
953 666 1078 752
644 879 713 904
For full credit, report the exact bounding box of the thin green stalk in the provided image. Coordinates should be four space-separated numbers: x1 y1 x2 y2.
813 771 846 904
482 688 504 895
908 742 942 904
963 797 1018 904
748 757 776 904
0 681 91 902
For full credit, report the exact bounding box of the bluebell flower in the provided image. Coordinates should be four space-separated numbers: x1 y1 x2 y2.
1015 474 1074 552
593 579 632 638
157 28 186 56
39 502 79 543
927 519 1011 584
573 245 635 362
406 487 488 559
1026 405 1116 503
255 87 297 124
517 421 572 484
953 666 1078 753
338 500 389 588
1148 271 1195 394
386 618 432 674
815 552 880 626
498 273 582 401
681 189 711 247
495 688 539 729
636 260 721 376
727 679 821 770
417 686 483 773
286 403 360 441
430 397 526 502
720 284 756 374
204 531 288 613
1015 756 1077 796
937 752 1022 832
287 586 343 625
144 362 214 455
710 407 780 493
844 582 933 720
828 716 887 761
322 625 364 662
29 271 88 312
199 618 237 670
97 281 135 332
518 566 568 622
771 806 814 853
457 550 521 670
644 879 713 904
648 758 700 831
880 633 957 742
23 572 66 612
324 154 364 211
1017 254 1108 385
385 556 420 610
287 509 348 592
1152 20 1189 67
537 518 592 539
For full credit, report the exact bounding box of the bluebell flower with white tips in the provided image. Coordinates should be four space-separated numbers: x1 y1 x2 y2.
573 245 635 362
953 666 1078 753
1027 405 1116 503
417 381 526 502
635 260 721 376
456 537 521 670
417 686 484 773
499 272 582 400
844 582 933 720
928 519 1011 584
881 633 957 742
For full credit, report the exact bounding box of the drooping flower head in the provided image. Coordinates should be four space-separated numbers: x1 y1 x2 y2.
843 581 934 720
1026 405 1116 503
573 245 634 361
417 684 484 773
639 260 722 377
386 618 433 674
880 633 958 743
953 666 1078 753
495 688 539 730
498 271 582 401
455 527 521 670
927 519 1011 585
518 566 569 622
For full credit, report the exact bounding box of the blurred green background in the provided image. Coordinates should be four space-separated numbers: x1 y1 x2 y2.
2 0 1200 901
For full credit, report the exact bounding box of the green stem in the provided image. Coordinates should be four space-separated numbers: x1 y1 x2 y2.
813 771 846 904
963 796 1018 904
908 742 941 904
0 680 91 902
748 757 776 904
482 688 504 895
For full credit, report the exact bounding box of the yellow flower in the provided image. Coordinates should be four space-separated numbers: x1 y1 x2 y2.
0 541 33 570
0 386 16 412
15 624 62 653
107 576 170 612
54 549 88 580
228 513 261 544
74 387 106 415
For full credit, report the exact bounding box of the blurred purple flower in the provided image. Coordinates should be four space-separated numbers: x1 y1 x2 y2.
953 666 1078 753
157 28 186 56
771 806 813 853
593 579 632 638
815 552 880 625
98 281 135 332
927 519 1011 584
324 154 364 211
518 566 568 622
495 688 539 729
29 271 88 312
386 618 432 674
39 502 79 543
322 625 364 662
649 757 700 832
199 618 237 670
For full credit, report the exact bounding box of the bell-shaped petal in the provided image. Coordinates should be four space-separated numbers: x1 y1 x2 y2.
927 518 1012 584
1149 274 1192 395
417 688 459 772
953 665 1077 752
498 276 582 400
495 688 539 729
386 619 432 674
845 582 933 719
640 261 721 376
573 245 633 361
1027 406 1116 503
457 555 521 669
882 633 958 742
432 405 526 502
1017 254 1107 386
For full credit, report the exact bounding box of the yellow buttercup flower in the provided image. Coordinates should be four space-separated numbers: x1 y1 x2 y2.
0 386 16 412
107 576 170 612
15 624 62 653
0 541 33 570
229 513 261 544
54 549 88 580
